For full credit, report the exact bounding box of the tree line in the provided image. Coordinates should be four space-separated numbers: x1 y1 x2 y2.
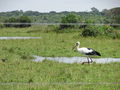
0 7 120 28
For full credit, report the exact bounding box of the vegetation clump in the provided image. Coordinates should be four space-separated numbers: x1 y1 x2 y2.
4 16 31 28
60 13 78 29
81 25 120 38
81 26 99 37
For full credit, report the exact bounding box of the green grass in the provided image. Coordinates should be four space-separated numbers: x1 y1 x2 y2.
0 26 120 89
0 26 120 58
0 60 120 89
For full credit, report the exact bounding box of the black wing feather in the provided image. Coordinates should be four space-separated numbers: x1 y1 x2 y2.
86 49 101 56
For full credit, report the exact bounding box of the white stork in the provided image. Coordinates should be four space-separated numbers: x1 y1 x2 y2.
72 41 101 64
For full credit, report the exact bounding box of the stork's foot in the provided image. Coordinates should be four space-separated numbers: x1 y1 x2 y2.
82 61 94 65
81 62 90 65
82 62 84 65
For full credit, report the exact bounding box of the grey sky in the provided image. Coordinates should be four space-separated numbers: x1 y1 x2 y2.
0 0 120 12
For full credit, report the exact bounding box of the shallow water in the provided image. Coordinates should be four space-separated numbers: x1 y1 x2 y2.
33 55 120 64
0 37 41 40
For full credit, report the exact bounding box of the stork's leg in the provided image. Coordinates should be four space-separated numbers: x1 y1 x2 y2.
89 57 93 63
87 57 90 64
82 57 89 65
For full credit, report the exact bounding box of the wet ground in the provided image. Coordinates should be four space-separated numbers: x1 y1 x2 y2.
33 55 120 64
0 37 41 40
0 37 119 64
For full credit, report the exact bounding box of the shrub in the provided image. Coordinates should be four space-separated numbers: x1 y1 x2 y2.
81 26 99 37
4 16 31 28
17 16 31 27
0 23 4 28
81 25 114 37
60 13 78 29
97 25 114 35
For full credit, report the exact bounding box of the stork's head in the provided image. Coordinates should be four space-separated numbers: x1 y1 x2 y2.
76 41 80 46
72 41 80 50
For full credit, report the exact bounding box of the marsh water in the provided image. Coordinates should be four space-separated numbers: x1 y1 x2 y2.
0 37 41 40
33 55 120 64
0 37 119 64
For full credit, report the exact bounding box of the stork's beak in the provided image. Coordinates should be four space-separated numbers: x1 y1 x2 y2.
72 45 76 50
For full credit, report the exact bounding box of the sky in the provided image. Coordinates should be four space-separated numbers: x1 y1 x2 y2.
0 0 120 12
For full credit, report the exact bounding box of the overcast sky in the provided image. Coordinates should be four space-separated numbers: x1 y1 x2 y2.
0 0 120 12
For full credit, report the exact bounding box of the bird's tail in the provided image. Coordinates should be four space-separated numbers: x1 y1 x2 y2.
94 51 101 56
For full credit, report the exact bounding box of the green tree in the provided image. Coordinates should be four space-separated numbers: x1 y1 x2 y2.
105 7 120 27
109 7 120 23
60 13 78 29
4 17 17 27
4 16 31 28
91 7 100 15
17 16 31 27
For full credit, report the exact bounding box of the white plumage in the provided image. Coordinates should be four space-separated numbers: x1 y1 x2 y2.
73 41 101 64
77 47 93 54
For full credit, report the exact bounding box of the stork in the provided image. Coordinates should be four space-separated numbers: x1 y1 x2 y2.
72 41 101 64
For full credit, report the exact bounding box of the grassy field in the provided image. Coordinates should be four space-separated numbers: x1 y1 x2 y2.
0 60 120 90
0 26 120 89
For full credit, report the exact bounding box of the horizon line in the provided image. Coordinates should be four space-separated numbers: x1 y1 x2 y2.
0 7 120 13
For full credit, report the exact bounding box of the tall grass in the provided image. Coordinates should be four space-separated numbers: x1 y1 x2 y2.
0 26 120 58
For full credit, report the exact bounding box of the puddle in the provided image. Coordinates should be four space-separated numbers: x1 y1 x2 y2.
0 37 41 40
33 55 120 64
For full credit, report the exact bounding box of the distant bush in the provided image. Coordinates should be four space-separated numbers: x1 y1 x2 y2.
0 23 4 28
60 13 78 29
81 25 118 38
4 16 31 28
81 26 99 37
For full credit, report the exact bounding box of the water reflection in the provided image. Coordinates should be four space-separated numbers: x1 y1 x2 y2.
33 55 120 64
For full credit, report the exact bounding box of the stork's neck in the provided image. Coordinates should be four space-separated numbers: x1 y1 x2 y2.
76 45 80 50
